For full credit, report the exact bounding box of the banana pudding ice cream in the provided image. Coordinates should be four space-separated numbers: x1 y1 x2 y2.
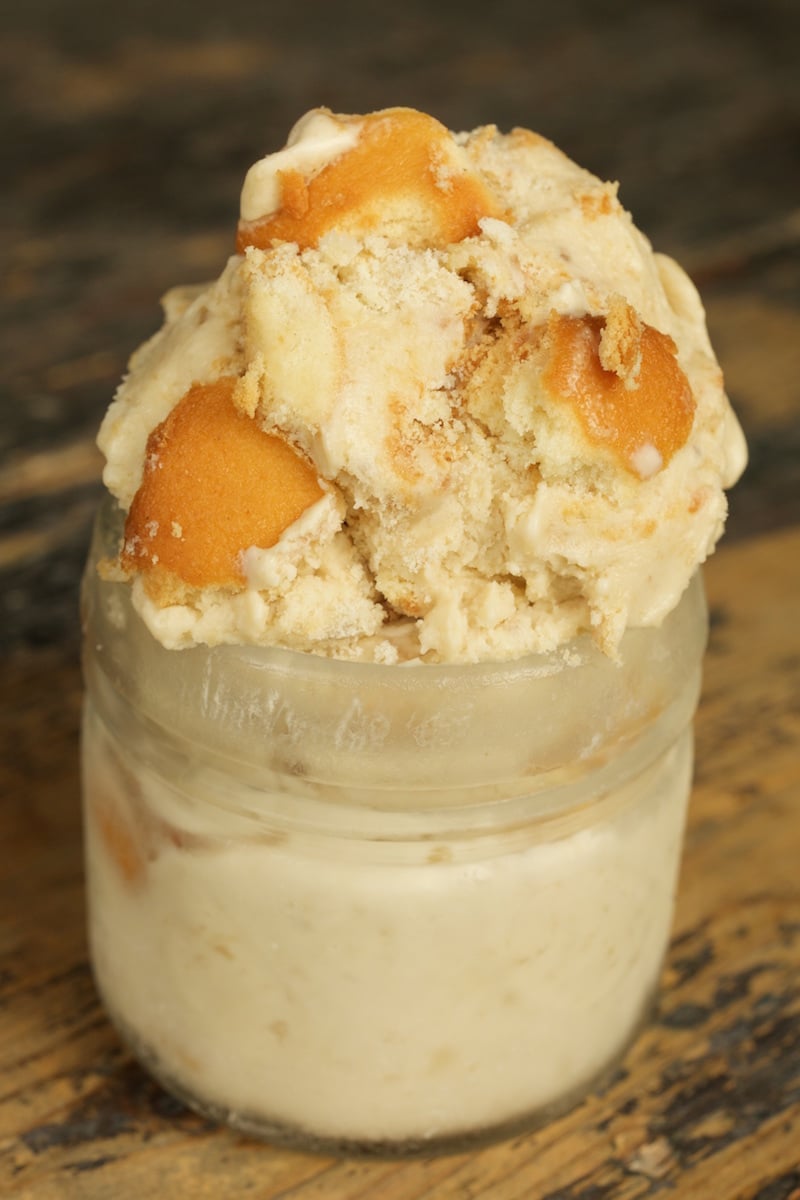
98 106 745 661
82 107 746 1153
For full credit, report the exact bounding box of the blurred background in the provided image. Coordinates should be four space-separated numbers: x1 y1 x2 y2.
2 0 799 651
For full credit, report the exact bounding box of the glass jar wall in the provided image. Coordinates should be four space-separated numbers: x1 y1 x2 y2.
81 499 707 1154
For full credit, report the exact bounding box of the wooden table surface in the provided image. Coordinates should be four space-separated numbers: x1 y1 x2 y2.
2 2 799 1196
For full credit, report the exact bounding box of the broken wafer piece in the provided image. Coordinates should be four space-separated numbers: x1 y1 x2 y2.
237 107 504 252
121 377 324 592
543 308 696 479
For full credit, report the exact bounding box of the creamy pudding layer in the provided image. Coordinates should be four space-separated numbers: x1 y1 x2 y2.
84 704 691 1145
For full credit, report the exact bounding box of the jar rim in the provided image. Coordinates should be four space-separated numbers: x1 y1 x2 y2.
87 496 703 685
83 499 708 794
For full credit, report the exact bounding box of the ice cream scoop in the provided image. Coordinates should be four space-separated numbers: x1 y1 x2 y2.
99 106 746 663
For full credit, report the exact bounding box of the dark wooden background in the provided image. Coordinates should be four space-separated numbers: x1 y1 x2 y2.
2 1 799 1196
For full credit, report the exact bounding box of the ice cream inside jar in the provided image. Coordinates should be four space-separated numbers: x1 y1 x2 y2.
82 105 746 1153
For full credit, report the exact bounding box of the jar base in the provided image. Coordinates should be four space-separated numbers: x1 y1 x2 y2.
97 985 658 1159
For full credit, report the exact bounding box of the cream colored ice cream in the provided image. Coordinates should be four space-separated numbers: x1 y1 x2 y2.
98 106 746 663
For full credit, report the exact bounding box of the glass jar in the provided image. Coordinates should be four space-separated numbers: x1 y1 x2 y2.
81 498 707 1155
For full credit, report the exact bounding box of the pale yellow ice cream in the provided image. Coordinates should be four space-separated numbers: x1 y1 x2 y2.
98 106 746 662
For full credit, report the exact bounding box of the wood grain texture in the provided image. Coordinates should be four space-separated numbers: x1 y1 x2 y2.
2 0 799 1194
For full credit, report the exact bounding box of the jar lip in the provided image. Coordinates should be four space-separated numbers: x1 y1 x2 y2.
84 499 708 794
202 628 589 686
88 497 702 687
